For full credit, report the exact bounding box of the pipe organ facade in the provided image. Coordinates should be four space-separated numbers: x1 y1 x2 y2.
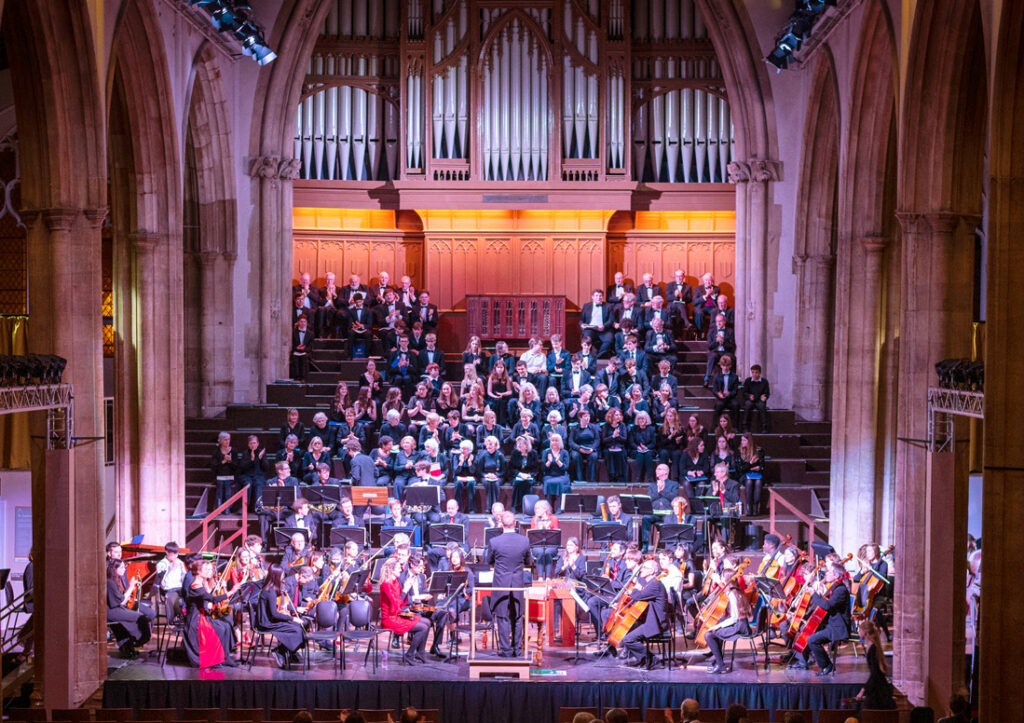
295 0 735 185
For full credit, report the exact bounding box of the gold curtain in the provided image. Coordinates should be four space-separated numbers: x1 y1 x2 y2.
0 316 32 469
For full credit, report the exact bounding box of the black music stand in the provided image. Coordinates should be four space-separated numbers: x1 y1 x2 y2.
811 541 837 562
559 493 599 516
658 523 696 549
262 487 297 514
430 571 470 662
273 526 311 548
405 484 441 510
588 521 628 549
755 575 788 603
428 523 465 547
527 529 562 549
339 568 370 598
483 526 503 548
380 526 417 548
303 484 342 509
582 574 617 601
370 558 387 584
329 526 366 549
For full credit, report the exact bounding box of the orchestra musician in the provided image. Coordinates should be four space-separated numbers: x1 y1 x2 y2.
281 531 310 574
257 564 307 669
617 557 670 669
529 499 560 580
557 537 587 581
642 463 680 551
183 558 242 668
789 563 851 675
703 561 752 674
284 565 319 614
285 497 320 544
106 559 153 659
428 547 473 657
594 546 643 639
378 557 431 665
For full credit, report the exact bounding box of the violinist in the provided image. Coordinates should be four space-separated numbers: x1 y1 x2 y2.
243 535 267 575
703 562 752 674
308 550 327 585
379 558 431 665
106 559 153 659
281 531 310 574
284 565 319 614
556 536 587 581
529 499 560 580
155 541 187 622
757 534 784 578
617 558 670 669
790 563 851 675
429 547 473 657
656 549 683 602
183 558 242 668
853 543 889 607
285 497 320 544
674 546 701 627
402 553 432 608
256 564 307 669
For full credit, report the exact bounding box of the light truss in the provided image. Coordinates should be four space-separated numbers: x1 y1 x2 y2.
0 384 74 449
927 386 984 453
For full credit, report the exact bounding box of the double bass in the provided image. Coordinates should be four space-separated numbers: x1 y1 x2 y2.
694 558 751 646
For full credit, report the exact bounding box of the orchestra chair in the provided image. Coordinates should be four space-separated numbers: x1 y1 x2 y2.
134 709 175 723
697 710 726 723
774 710 812 722
817 711 852 723
522 494 539 516
727 606 770 671
6 710 47 722
641 626 676 670
180 710 218 723
245 602 295 671
94 709 133 723
52 710 92 723
861 711 900 723
559 708 598 723
222 708 262 723
157 614 185 668
338 598 381 673
268 710 306 721
303 600 341 671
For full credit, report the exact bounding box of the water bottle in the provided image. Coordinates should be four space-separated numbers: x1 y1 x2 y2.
382 649 389 667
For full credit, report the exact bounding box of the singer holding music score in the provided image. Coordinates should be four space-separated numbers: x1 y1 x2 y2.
702 560 752 674
484 511 534 657
183 558 243 669
790 562 851 676
378 557 431 665
616 558 670 668
257 564 307 669
106 559 153 659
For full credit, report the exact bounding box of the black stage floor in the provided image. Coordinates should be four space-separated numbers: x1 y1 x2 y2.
103 648 864 723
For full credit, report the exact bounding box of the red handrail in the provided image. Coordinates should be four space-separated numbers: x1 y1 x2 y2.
200 484 249 554
768 487 828 557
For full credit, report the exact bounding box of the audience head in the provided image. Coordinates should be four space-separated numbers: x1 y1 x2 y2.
782 716 806 723
604 709 628 723
681 699 700 722
725 704 748 723
571 714 596 723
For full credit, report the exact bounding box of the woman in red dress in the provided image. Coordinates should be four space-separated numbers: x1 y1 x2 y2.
529 499 560 580
378 558 430 665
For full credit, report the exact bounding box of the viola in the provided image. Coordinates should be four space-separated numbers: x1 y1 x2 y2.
695 558 751 646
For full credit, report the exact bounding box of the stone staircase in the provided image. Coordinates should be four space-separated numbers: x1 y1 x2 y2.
184 337 831 549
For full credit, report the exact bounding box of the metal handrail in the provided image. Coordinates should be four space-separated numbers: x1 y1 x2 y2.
768 487 828 553
200 484 250 554
0 587 31 651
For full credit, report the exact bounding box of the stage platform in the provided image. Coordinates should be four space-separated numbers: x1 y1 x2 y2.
103 648 864 723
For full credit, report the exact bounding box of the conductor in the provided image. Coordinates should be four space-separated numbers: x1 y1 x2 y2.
484 511 533 657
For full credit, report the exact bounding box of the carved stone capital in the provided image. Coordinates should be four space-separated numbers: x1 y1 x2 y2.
129 231 161 250
83 207 109 228
860 235 888 254
42 207 82 231
248 155 281 180
278 158 302 180
726 161 749 184
747 159 782 183
925 212 962 235
894 211 927 235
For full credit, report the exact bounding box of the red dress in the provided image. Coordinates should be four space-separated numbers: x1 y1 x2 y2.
379 578 419 634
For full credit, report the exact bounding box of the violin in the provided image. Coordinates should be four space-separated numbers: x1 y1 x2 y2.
124 575 142 611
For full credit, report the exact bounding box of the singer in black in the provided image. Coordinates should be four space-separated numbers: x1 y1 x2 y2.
483 511 534 657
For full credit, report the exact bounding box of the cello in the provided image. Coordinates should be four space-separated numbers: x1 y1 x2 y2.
852 545 894 621
602 566 644 647
695 558 750 646
791 553 852 652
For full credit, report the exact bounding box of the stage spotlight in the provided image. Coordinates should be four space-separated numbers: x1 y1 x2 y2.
764 8 823 71
183 0 275 65
801 0 837 12
235 22 277 65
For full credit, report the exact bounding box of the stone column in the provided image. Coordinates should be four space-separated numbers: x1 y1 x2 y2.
25 207 107 708
130 231 186 543
791 253 835 420
980 175 1024 719
727 161 749 370
744 160 779 371
892 212 975 707
829 236 886 554
251 157 299 400
197 251 237 414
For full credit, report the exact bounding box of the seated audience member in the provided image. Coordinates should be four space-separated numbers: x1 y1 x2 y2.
317 271 342 338
389 334 417 393
741 364 772 433
577 336 599 375
629 410 657 483
290 315 314 381
279 407 305 448
368 270 393 306
618 332 647 372
607 271 633 306
635 272 662 309
462 334 489 377
715 293 735 328
407 290 439 332
546 334 571 392
712 354 741 422
602 407 629 481
475 434 506 512
415 332 447 377
705 312 736 386
665 269 694 331
486 360 514 425
561 353 593 398
736 433 766 515
397 275 417 307
306 411 337 455
579 288 615 357
692 272 721 334
509 434 540 511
